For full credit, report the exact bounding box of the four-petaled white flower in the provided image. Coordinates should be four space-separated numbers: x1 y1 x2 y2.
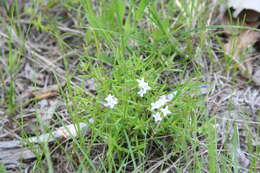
152 112 162 122
160 106 171 117
104 94 118 109
137 78 151 97
151 95 168 110
137 78 150 90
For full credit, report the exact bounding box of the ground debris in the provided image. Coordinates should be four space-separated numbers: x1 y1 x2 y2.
15 83 62 108
252 68 260 86
0 123 89 170
24 63 45 86
218 1 260 85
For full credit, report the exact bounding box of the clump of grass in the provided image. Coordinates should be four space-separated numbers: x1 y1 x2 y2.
69 53 209 172
59 0 217 171
25 0 217 171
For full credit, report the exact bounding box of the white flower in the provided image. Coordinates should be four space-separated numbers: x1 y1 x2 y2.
151 100 164 110
160 106 171 116
152 112 162 122
88 118 94 124
159 95 168 103
137 78 150 90
104 94 118 109
151 92 177 110
151 95 168 110
137 89 146 97
165 91 177 101
137 78 151 97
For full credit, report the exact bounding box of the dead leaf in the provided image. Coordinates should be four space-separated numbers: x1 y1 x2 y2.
228 0 260 17
220 3 260 83
238 10 260 23
224 24 260 75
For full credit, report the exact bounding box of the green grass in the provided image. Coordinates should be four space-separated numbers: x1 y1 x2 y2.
0 164 6 173
1 0 260 172
62 1 213 171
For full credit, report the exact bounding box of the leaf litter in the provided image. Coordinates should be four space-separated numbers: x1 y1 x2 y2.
0 1 96 172
220 0 260 85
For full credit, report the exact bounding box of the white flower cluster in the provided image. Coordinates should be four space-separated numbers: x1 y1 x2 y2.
103 78 177 123
136 78 151 97
151 92 177 122
103 94 118 109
